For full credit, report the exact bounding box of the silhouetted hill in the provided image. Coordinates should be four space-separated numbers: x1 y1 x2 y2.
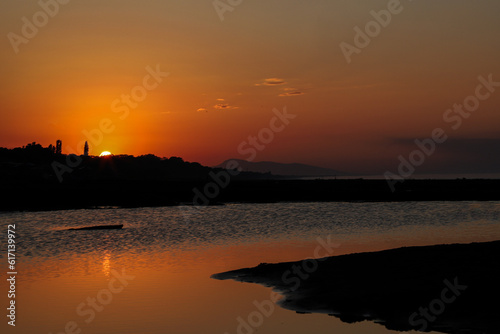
215 159 346 177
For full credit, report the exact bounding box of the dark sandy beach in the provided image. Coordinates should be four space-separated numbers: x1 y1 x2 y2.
212 240 500 334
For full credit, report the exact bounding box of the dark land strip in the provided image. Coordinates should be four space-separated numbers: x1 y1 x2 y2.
212 240 500 334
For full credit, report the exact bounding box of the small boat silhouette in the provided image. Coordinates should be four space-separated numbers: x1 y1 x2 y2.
68 224 123 231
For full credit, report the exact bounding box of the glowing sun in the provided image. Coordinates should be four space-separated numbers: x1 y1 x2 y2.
99 151 112 157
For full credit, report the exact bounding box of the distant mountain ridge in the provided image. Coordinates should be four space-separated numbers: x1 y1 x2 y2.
215 159 346 177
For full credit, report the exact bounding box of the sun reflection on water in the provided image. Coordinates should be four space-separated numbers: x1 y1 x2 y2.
102 252 111 277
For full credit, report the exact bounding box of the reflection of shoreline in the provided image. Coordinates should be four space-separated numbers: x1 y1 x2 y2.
2 179 500 212
213 240 500 334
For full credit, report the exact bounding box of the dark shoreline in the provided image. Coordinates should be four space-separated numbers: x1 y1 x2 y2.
212 241 500 334
2 178 500 212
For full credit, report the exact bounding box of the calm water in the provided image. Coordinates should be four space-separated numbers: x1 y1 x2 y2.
1 202 500 334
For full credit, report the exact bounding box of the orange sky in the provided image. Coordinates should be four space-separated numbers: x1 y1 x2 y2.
1 0 500 174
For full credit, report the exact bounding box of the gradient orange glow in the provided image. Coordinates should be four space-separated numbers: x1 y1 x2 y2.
1 1 500 174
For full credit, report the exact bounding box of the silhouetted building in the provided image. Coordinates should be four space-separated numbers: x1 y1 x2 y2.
84 141 89 157
56 140 62 155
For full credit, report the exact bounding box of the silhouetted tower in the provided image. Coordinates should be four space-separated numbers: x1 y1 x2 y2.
56 140 62 155
83 141 89 157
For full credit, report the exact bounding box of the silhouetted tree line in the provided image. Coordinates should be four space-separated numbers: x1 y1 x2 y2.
0 142 219 183
0 142 58 163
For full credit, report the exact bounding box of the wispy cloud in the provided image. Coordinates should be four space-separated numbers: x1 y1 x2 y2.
214 103 238 110
214 97 238 110
279 89 304 97
255 78 286 86
197 98 239 112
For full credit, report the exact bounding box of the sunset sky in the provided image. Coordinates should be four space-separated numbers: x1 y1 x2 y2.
1 0 500 174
